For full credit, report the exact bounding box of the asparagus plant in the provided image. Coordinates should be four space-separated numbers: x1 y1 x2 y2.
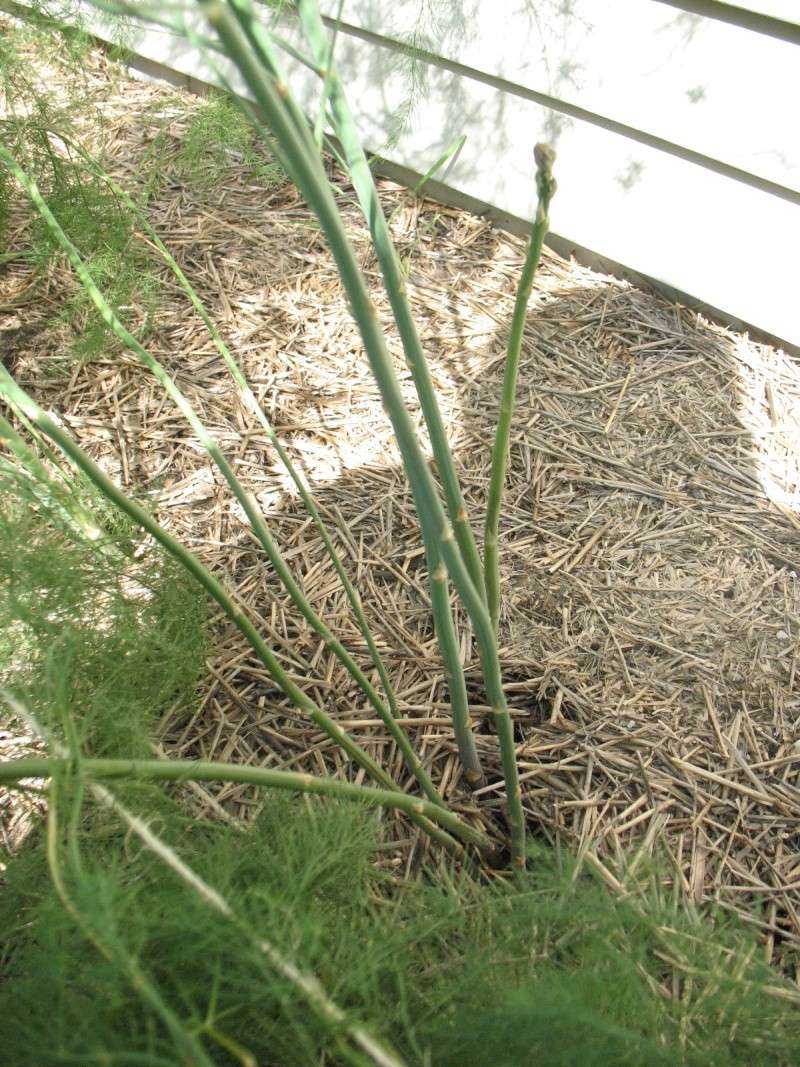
0 0 557 869
0 755 492 849
9 20 797 1067
485 143 557 633
199 0 529 863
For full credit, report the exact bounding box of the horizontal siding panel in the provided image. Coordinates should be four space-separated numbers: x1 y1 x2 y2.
653 1 800 23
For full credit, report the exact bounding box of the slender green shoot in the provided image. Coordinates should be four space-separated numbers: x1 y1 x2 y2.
291 1 484 783
0 139 444 808
413 132 466 195
484 144 556 634
0 756 493 851
427 548 484 786
0 367 471 855
200 0 524 861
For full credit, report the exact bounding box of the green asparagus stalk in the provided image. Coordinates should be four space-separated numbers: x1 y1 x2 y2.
200 2 525 863
290 0 484 785
427 548 483 786
484 144 556 634
0 756 493 850
0 139 444 808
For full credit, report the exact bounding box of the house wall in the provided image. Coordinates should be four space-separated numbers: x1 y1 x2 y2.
9 0 799 348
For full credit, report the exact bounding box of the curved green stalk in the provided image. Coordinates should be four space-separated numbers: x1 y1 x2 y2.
58 134 419 804
288 0 484 786
427 548 483 787
484 144 556 633
200 3 525 863
0 367 467 855
0 756 493 851
0 140 443 809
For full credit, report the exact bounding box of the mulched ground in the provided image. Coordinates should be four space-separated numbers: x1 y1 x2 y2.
2 21 800 968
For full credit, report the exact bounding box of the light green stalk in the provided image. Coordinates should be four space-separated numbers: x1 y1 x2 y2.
289 0 484 786
0 367 469 854
0 756 493 850
427 548 483 787
484 144 556 634
200 2 524 862
60 136 415 798
0 140 443 808
0 410 106 543
0 376 81 486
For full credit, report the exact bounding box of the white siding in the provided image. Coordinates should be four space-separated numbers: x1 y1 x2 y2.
19 1 800 347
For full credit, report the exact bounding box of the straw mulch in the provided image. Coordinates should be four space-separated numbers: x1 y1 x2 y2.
2 29 800 965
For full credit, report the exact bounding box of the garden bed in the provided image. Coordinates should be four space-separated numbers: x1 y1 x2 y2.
2 22 800 964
